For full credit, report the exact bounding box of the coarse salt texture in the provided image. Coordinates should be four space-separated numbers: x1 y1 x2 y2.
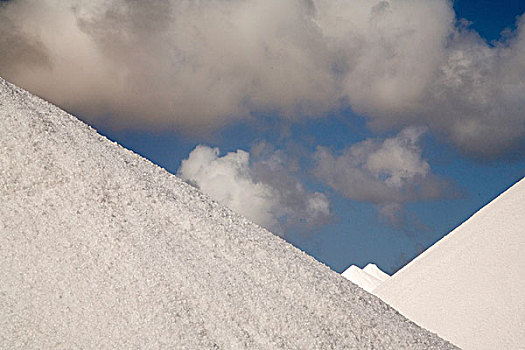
0 77 456 349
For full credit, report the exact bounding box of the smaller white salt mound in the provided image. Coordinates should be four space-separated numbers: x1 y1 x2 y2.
363 263 390 282
341 264 390 293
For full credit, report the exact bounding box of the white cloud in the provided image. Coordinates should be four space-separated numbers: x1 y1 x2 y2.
314 0 454 115
314 127 447 223
422 20 525 157
178 145 330 233
1 0 524 158
365 127 430 188
314 0 525 157
0 0 339 132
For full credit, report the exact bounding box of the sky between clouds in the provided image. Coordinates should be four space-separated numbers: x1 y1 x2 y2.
1 0 524 272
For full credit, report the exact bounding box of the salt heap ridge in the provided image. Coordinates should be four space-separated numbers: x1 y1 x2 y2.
0 77 455 349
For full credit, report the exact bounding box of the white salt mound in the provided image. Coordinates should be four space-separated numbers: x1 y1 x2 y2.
363 263 390 282
0 77 456 349
341 265 384 293
375 177 525 350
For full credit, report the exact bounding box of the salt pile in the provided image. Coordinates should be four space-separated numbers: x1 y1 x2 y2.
363 263 390 282
375 177 525 349
0 77 455 349
341 264 390 293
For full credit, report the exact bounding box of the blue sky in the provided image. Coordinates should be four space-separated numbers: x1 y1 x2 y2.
1 0 524 274
101 100 524 274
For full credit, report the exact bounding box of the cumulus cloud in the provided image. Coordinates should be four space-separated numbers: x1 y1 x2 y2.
314 127 448 224
178 145 330 233
0 0 524 157
0 9 51 76
422 21 525 157
0 0 339 132
314 0 525 157
314 0 454 115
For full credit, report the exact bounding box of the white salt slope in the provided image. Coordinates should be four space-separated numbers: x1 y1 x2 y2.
375 177 525 350
341 265 383 293
363 263 390 282
0 76 456 349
